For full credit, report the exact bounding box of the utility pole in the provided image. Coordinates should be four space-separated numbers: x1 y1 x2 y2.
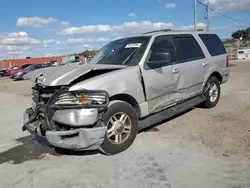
194 0 197 31
206 1 210 31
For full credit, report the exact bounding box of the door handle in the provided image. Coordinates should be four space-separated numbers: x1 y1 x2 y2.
172 68 180 74
203 62 208 66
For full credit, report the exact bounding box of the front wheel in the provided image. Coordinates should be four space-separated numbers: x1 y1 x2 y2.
200 76 221 108
100 100 138 155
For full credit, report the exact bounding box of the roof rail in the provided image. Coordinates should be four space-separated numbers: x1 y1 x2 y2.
143 29 172 34
143 29 205 34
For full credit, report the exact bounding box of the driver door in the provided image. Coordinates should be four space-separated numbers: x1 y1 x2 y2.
139 35 184 114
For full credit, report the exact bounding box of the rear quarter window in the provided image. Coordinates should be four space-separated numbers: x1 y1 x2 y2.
199 34 226 56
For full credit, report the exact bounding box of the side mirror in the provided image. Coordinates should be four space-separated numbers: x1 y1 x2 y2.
146 52 172 68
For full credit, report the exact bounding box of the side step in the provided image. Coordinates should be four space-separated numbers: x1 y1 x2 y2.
138 95 205 130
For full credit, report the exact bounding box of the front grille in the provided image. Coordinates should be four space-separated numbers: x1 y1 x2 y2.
32 89 54 105
32 84 60 105
31 84 62 118
30 84 65 130
32 89 39 103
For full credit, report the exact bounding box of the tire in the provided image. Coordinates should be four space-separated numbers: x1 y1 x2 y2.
200 76 221 108
54 147 76 155
100 100 138 155
54 147 68 154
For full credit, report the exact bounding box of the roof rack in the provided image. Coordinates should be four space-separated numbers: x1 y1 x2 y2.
143 29 205 35
143 29 172 34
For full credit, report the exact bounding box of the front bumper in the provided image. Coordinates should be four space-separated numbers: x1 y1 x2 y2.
22 107 107 151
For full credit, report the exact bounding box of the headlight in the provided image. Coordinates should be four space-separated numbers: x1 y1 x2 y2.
16 72 22 76
54 90 109 107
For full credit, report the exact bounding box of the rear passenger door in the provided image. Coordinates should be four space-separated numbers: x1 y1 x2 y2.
173 34 207 100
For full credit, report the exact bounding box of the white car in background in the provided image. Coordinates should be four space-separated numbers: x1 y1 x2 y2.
60 60 83 66
237 49 250 60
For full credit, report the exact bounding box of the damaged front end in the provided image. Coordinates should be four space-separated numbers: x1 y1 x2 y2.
22 84 109 151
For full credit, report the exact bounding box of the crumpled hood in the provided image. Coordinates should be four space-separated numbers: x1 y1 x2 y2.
24 64 126 86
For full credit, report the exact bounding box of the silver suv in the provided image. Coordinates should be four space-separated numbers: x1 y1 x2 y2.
22 30 230 155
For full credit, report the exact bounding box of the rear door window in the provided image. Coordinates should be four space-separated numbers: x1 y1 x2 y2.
199 34 226 56
174 34 205 63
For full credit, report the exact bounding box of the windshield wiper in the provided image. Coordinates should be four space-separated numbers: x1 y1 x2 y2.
121 41 146 65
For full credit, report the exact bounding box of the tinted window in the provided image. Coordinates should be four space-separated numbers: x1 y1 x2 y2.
199 34 226 56
174 34 205 62
28 64 42 70
35 64 43 69
150 35 176 63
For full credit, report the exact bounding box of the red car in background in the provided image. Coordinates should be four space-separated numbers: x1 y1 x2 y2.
4 66 18 76
5 64 32 76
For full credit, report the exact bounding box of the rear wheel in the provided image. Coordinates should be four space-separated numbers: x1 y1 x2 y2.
100 100 138 155
200 76 221 108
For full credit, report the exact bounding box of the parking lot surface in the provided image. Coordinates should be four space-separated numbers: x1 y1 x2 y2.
0 60 249 188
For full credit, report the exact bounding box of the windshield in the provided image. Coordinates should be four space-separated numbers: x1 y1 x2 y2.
9 66 18 70
24 65 34 71
89 36 151 65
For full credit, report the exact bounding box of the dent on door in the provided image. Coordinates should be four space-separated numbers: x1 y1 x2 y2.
146 66 183 114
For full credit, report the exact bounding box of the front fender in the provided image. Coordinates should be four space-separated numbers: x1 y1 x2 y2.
68 65 146 104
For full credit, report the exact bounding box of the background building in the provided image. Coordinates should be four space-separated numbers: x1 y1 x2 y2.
0 55 87 69
0 56 62 69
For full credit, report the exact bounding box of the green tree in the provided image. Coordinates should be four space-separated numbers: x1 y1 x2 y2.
232 27 250 40
244 28 250 40
78 50 90 57
78 50 98 57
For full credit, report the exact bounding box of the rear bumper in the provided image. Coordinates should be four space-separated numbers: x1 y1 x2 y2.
220 67 230 85
221 73 229 84
22 107 106 151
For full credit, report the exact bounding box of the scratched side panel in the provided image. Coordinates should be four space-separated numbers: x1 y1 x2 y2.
140 63 185 115
69 65 146 105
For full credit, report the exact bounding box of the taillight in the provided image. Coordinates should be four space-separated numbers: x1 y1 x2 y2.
226 55 229 67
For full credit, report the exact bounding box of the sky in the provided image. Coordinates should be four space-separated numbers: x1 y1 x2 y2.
0 0 249 60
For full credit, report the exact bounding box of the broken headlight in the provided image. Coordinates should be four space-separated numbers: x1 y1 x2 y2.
54 90 109 108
